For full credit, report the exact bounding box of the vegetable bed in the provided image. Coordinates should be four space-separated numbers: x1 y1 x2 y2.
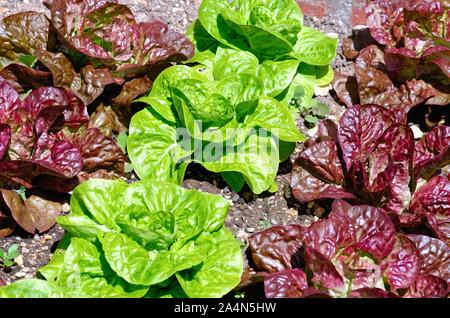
0 0 448 298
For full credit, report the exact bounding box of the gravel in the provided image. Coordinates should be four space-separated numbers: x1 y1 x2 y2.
0 0 200 33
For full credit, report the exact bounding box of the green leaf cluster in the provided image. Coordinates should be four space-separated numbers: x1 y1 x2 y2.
129 64 304 194
0 180 243 298
188 0 338 111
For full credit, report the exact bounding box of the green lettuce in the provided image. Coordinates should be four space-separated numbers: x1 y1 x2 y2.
0 180 243 298
128 64 304 194
187 0 338 111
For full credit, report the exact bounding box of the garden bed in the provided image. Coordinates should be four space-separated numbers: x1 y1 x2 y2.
0 0 350 285
0 0 448 298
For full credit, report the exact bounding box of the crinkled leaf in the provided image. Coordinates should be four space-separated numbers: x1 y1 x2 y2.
264 268 309 298
0 12 51 69
404 275 448 298
176 228 243 298
381 234 420 290
0 190 61 234
407 234 450 283
248 224 303 273
292 27 338 66
413 125 450 180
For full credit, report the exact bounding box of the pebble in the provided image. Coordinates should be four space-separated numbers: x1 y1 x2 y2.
62 203 70 212
246 227 255 233
20 242 26 247
231 194 240 202
314 85 332 96
14 272 26 278
410 125 423 139
235 229 249 243
271 219 278 225
44 234 53 241
14 255 24 267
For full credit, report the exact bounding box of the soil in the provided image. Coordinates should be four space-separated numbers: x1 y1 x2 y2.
0 0 349 284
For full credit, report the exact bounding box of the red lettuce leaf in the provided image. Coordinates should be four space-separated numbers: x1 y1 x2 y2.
403 275 448 298
407 234 450 284
348 288 399 298
35 50 121 105
0 12 51 69
264 269 309 298
342 205 396 261
304 246 345 290
381 234 421 290
0 64 52 93
0 124 10 159
410 175 450 244
413 125 450 180
248 225 303 273
338 104 396 169
0 77 123 194
302 213 354 260
49 0 194 74
0 189 61 234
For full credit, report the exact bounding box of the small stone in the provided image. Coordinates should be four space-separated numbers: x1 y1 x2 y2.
271 219 278 225
246 227 255 233
44 235 52 241
15 272 26 278
410 125 423 139
14 255 24 267
235 229 249 243
62 203 70 212
314 84 332 96
33 234 39 240
307 125 319 137
287 208 299 221
307 202 315 209
232 194 240 202
326 32 339 38
20 242 26 247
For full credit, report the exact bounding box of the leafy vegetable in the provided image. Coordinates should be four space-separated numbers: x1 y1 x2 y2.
290 106 450 243
0 0 193 135
0 243 20 268
0 77 125 192
334 1 449 125
244 200 448 298
188 0 338 112
129 63 303 194
48 0 194 77
0 180 243 298
0 12 51 69
0 76 126 235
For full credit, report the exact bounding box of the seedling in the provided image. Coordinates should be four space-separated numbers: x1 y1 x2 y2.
0 244 20 268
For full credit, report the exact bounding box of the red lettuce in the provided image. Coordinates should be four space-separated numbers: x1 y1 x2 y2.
365 0 449 84
0 76 124 192
0 76 125 235
48 0 194 78
244 200 449 298
333 45 449 123
0 12 52 69
291 104 450 239
0 0 192 123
